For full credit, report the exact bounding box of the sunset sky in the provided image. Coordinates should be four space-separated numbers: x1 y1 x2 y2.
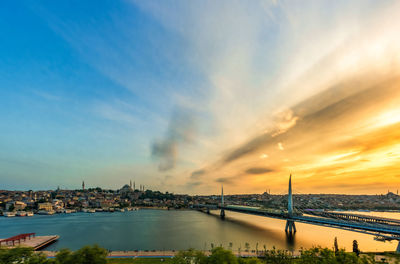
1 0 400 194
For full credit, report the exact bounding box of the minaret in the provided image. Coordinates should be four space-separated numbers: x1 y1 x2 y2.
130 180 132 189
82 180 85 191
134 181 136 190
288 174 293 216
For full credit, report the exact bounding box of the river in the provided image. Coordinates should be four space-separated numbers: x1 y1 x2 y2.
1 209 399 252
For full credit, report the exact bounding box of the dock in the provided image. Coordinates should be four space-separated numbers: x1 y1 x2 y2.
0 233 59 250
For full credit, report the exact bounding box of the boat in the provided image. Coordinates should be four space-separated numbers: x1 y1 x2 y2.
16 211 27 216
26 212 34 217
87 209 96 213
374 236 386 242
64 209 72 214
3 212 16 217
37 210 55 215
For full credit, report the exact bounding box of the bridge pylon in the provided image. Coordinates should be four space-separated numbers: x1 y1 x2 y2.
220 185 225 219
285 220 296 233
285 174 296 233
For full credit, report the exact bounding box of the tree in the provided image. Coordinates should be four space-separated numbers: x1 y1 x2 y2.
0 247 52 264
353 240 360 257
245 242 250 252
264 247 293 264
334 237 339 255
171 249 207 264
238 257 263 264
208 247 238 264
229 242 233 250
8 204 15 212
55 245 107 264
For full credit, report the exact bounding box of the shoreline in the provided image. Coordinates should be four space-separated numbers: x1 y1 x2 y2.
3 208 400 218
38 250 400 261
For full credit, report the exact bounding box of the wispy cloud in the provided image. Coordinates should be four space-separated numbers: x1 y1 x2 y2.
25 0 400 193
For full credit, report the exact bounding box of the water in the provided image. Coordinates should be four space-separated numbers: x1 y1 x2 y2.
1 209 399 252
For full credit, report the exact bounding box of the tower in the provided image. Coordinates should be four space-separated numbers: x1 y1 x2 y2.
288 174 293 216
220 185 225 219
134 181 136 190
285 174 296 233
82 180 85 191
221 185 224 206
130 180 132 189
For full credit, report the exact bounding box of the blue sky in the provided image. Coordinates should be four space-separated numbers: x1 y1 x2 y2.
1 1 400 194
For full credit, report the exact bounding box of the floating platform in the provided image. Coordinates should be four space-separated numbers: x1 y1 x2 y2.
0 233 59 250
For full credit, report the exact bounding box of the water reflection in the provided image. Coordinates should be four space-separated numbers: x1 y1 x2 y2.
285 232 296 251
0 209 398 252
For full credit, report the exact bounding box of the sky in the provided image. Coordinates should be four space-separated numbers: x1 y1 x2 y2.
1 0 400 194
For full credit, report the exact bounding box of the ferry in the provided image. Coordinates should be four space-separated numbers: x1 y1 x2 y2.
3 212 16 217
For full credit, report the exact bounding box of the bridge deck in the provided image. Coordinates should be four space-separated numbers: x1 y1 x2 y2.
193 204 400 239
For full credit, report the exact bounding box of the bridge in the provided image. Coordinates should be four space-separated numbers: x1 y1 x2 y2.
193 175 400 252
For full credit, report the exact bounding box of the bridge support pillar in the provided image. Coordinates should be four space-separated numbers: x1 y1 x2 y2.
285 220 296 234
396 241 400 253
220 209 225 219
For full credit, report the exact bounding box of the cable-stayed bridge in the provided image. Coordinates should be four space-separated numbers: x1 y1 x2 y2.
192 175 400 252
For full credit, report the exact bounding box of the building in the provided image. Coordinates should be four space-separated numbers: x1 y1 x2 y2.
38 202 53 211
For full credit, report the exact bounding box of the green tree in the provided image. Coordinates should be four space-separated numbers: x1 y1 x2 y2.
55 249 73 264
0 247 52 264
229 242 233 251
353 240 360 257
238 257 263 264
171 248 207 264
8 204 15 212
55 245 107 264
208 247 238 264
334 237 339 255
245 243 250 252
264 247 293 264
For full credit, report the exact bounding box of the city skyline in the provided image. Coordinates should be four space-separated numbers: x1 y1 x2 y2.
1 1 400 194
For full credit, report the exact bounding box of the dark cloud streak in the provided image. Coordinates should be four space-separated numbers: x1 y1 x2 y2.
151 107 196 171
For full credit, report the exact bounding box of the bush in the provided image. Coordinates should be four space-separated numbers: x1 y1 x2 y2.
0 247 52 264
171 248 207 264
55 245 108 264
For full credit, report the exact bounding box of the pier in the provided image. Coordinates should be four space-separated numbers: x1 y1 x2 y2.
0 233 59 250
